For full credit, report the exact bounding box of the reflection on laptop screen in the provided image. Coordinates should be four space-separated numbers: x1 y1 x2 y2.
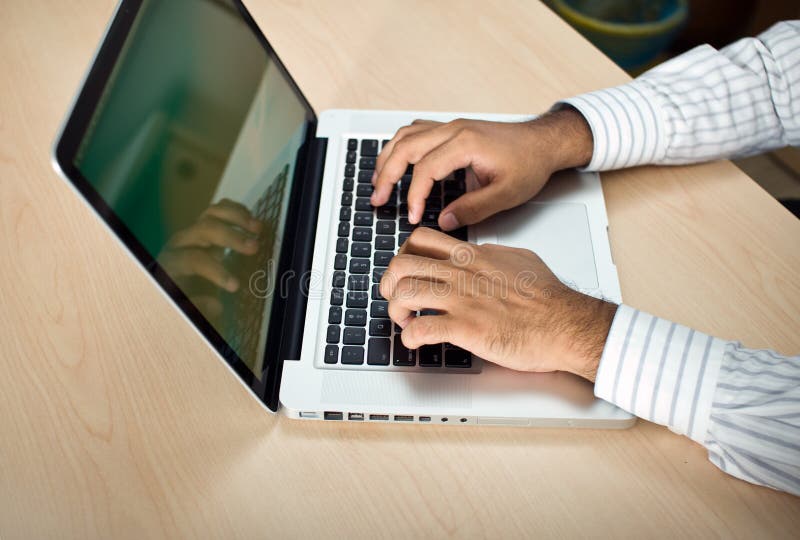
73 0 309 379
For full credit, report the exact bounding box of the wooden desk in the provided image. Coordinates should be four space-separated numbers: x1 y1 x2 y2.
2 1 798 537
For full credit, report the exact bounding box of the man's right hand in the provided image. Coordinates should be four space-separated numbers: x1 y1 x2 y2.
370 107 593 231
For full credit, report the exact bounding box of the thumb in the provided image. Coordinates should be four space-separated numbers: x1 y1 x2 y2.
438 181 510 230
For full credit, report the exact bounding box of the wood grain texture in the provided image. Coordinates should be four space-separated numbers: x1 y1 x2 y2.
1 1 798 538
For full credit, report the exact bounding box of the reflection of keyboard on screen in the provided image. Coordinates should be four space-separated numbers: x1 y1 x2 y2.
228 165 288 364
324 138 476 371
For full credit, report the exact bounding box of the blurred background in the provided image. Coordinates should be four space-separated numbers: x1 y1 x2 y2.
547 0 800 217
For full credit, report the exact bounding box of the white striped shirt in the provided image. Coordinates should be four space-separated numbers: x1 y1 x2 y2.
557 21 800 496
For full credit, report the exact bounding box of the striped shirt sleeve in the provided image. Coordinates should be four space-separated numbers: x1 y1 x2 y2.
595 305 800 496
556 20 800 171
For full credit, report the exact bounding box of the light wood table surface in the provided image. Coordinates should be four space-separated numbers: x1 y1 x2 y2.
2 1 799 538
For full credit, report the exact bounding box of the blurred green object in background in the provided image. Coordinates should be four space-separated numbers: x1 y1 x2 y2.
549 0 688 71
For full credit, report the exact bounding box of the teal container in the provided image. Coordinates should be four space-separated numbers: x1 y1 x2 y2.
549 0 689 71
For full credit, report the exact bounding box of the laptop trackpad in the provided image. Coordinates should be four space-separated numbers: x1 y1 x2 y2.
476 202 598 290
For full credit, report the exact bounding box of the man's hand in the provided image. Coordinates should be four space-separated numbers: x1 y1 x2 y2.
380 228 617 381
371 108 593 231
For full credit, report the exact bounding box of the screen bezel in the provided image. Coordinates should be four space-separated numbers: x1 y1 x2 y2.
52 0 319 411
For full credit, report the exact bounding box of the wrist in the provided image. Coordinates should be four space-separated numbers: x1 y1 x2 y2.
526 107 594 171
567 298 618 382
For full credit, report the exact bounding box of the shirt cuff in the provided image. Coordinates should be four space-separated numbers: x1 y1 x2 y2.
594 305 729 444
555 80 669 171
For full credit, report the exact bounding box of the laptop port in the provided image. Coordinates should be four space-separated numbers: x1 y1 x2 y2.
324 411 343 420
369 414 389 421
394 415 413 422
419 416 431 422
299 411 319 419
348 412 364 421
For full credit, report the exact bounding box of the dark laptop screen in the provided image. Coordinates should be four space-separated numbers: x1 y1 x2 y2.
72 0 310 381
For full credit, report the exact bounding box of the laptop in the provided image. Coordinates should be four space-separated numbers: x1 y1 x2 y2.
53 0 634 428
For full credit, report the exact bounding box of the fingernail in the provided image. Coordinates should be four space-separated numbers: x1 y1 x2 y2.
245 238 258 251
226 277 239 292
440 212 460 231
408 205 419 223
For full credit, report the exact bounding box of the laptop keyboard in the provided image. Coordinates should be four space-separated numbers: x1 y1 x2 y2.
323 137 476 371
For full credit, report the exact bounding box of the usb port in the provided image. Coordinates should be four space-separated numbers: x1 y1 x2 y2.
419 416 431 422
394 415 413 422
369 414 389 421
324 411 343 420
348 412 364 421
299 411 319 419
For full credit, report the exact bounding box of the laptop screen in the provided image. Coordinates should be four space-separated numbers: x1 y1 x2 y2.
70 0 313 385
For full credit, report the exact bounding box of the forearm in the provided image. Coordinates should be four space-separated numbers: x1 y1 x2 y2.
592 305 800 496
554 20 800 171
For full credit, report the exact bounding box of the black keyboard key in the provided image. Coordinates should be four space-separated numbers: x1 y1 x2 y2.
352 227 371 242
374 251 393 267
348 274 370 290
371 283 384 300
345 163 355 177
452 227 468 241
338 221 349 237
444 193 458 206
372 267 387 283
361 139 379 157
376 206 396 220
444 344 472 368
351 242 371 258
399 218 416 232
330 288 344 306
367 338 391 365
358 170 373 184
341 192 353 206
326 325 341 344
346 151 357 164
340 207 351 221
398 232 411 246
421 211 438 226
381 139 390 148
332 271 345 288
393 338 416 366
399 203 408 217
334 254 347 270
341 346 364 365
344 308 367 326
375 235 394 251
370 300 389 318
356 184 373 197
354 212 373 226
347 138 358 151
369 318 391 337
419 344 443 367
454 168 466 181
343 178 354 192
324 344 339 364
444 179 465 195
349 258 370 274
355 198 372 211
343 327 366 345
376 220 395 235
336 238 348 253
359 157 376 170
328 306 342 324
346 291 369 308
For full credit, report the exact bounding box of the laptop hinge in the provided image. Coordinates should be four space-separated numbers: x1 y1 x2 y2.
278 136 327 363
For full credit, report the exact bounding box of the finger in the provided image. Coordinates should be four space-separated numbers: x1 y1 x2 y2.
162 248 239 292
387 278 453 328
398 227 460 259
401 313 459 349
192 295 224 319
206 199 261 233
406 133 475 223
380 254 453 300
171 216 259 254
372 124 456 207
438 181 512 230
375 120 440 180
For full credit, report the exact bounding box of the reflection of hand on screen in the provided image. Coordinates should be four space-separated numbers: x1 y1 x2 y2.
158 199 261 319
